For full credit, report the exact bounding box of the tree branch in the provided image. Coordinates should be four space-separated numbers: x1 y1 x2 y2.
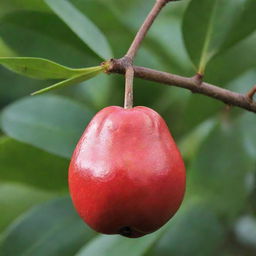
122 0 172 108
106 58 256 113
103 0 256 113
126 0 170 60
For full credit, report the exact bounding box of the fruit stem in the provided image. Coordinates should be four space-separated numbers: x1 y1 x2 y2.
123 0 172 109
124 65 134 109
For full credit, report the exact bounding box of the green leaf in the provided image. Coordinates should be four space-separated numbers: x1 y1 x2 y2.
188 122 254 217
179 118 217 161
183 0 243 73
0 0 49 16
225 69 256 94
68 0 135 58
0 183 54 232
76 232 161 256
179 94 222 136
235 112 256 160
205 33 256 86
0 39 16 57
1 95 94 158
154 200 225 256
1 197 95 256
222 0 256 50
45 0 113 60
31 65 104 95
0 57 99 80
0 11 99 67
0 137 69 191
149 4 194 76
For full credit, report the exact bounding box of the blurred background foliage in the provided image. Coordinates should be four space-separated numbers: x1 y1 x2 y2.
0 0 256 255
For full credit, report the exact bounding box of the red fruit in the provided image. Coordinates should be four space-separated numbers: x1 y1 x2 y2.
69 106 186 238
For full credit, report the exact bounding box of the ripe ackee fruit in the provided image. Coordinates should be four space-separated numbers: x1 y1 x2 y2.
69 106 186 238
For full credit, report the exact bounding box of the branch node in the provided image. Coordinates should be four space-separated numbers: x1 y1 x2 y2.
193 72 204 86
246 85 256 102
101 60 112 74
104 58 126 74
105 61 256 113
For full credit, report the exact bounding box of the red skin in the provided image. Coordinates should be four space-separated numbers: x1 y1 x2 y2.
69 106 186 238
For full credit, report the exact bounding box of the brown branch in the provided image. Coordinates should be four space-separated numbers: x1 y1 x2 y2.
104 0 256 113
126 0 170 60
122 0 172 108
106 58 256 113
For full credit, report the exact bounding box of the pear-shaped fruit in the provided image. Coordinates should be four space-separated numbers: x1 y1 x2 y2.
69 106 186 238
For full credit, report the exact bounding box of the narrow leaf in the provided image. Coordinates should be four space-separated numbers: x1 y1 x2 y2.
154 201 225 256
76 232 161 256
45 0 113 60
0 57 91 80
183 0 244 73
1 95 94 158
0 137 69 191
222 0 256 50
31 66 103 95
0 183 54 233
235 112 256 160
0 11 99 67
179 118 217 161
188 122 254 217
1 198 95 256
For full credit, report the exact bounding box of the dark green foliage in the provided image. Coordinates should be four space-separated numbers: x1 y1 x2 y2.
0 0 256 255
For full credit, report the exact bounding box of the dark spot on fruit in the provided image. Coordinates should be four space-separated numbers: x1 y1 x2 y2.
119 226 132 237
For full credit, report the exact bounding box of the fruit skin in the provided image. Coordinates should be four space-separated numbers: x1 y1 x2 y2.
69 106 186 238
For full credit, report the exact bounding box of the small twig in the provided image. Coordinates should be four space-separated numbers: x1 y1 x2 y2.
122 0 172 109
126 0 170 60
106 58 256 113
108 0 256 114
246 85 256 102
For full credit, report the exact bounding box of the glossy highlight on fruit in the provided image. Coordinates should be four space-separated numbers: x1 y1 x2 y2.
69 106 186 238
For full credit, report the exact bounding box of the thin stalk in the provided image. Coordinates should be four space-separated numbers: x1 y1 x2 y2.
123 0 171 108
